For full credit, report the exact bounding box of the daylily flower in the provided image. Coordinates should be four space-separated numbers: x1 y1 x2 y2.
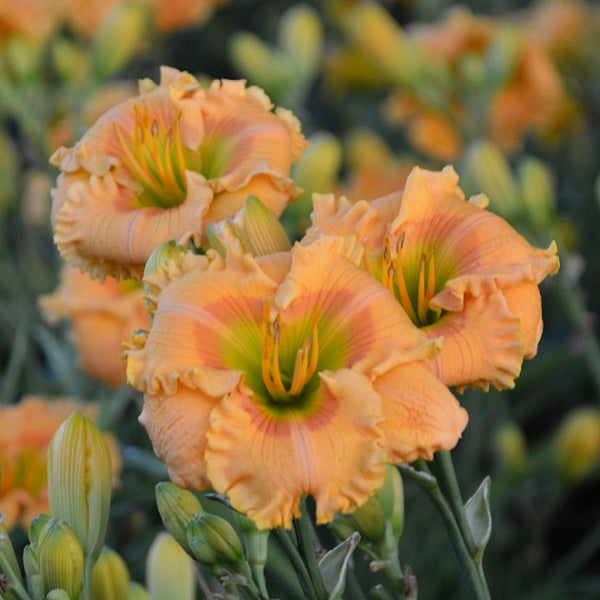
151 0 228 33
0 396 120 531
50 67 305 280
126 236 467 529
0 0 57 41
306 166 559 391
39 266 150 387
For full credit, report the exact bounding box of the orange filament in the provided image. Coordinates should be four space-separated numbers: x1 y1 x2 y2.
382 234 439 327
261 303 319 401
113 105 187 208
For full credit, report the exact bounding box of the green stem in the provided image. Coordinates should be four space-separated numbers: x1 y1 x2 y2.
294 500 328 600
431 451 476 555
0 553 31 600
272 528 317 600
398 464 491 600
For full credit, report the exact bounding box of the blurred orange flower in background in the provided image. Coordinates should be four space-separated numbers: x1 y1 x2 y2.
126 236 467 529
307 166 559 391
39 267 150 387
151 0 228 32
0 396 121 531
50 67 306 280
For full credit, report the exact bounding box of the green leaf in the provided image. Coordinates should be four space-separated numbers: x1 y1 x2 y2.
464 476 492 563
318 531 360 600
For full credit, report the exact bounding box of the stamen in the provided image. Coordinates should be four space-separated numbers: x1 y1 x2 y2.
417 253 428 324
393 235 418 324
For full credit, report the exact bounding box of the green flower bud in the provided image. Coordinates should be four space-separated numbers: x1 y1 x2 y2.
239 196 292 256
463 141 521 222
27 574 43 600
37 519 84 600
91 547 130 600
51 38 90 85
29 515 52 546
375 465 404 540
92 2 147 78
236 514 269 597
0 517 24 599
349 497 385 544
128 581 149 600
23 544 39 580
555 407 600 481
155 482 203 555
47 412 113 565
518 157 556 229
493 423 527 473
186 513 244 569
146 533 195 600
329 515 356 541
345 128 391 171
484 25 523 91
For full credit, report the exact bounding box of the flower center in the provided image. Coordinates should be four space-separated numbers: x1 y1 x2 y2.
381 234 442 327
260 303 319 403
113 105 188 209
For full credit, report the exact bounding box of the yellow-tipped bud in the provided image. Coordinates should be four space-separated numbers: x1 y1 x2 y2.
46 590 72 600
463 141 521 221
239 196 292 256
293 133 343 198
518 157 556 229
47 412 113 565
155 482 203 555
345 128 392 171
186 513 244 569
51 39 90 85
555 407 600 481
493 423 527 473
128 581 149 600
3 35 44 83
279 5 323 82
349 497 385 544
92 3 147 78
37 519 84 600
91 547 130 600
146 533 195 600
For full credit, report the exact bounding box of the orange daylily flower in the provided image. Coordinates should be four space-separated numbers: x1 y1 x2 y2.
151 0 228 32
307 166 559 391
126 236 467 529
39 266 150 388
50 67 305 280
61 0 121 37
0 396 121 531
0 0 57 40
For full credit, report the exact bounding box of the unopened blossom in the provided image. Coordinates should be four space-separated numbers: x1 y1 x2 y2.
151 0 228 33
306 166 559 391
50 67 305 280
0 0 58 41
126 236 467 529
39 266 150 387
0 396 120 531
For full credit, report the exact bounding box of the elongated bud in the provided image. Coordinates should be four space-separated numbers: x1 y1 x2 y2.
47 412 112 565
375 465 404 540
279 5 323 82
37 519 84 600
349 497 385 544
51 38 90 84
239 196 292 256
237 514 269 596
27 574 43 599
92 3 146 78
146 533 195 600
91 547 130 600
23 544 39 581
518 157 556 229
484 25 523 91
128 581 149 600
345 129 392 171
493 423 527 473
155 482 203 555
463 141 521 222
555 407 600 481
29 515 52 546
186 513 244 569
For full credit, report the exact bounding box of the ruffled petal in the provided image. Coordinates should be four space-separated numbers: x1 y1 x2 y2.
501 282 543 358
52 172 213 280
139 388 218 489
374 362 468 462
275 236 441 377
423 290 525 390
126 250 279 396
205 369 386 529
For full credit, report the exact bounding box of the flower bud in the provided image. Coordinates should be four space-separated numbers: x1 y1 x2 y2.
146 533 195 600
329 515 356 541
555 407 600 481
463 141 521 222
345 129 391 171
279 5 323 83
155 482 203 555
47 412 113 565
51 38 90 85
128 581 149 600
92 3 146 78
375 465 404 540
484 25 523 91
238 196 292 256
37 519 84 600
236 514 269 596
518 157 556 229
0 516 24 596
45 590 72 600
27 574 43 600
23 544 39 580
29 515 52 546
349 497 385 544
186 513 244 569
493 422 527 473
90 547 130 600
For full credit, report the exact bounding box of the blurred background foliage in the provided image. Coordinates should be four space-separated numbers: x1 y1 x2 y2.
1 0 600 598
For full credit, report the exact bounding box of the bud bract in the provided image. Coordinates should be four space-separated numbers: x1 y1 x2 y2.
37 519 84 600
47 412 113 566
146 533 195 600
186 513 244 569
155 482 203 555
91 547 130 600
